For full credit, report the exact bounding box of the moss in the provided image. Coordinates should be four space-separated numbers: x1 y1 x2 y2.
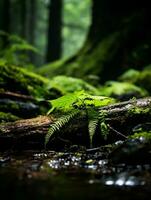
0 112 19 122
0 65 104 101
119 68 151 95
118 69 141 83
130 132 151 140
136 69 151 94
99 81 148 100
128 107 150 115
49 75 101 95
0 64 54 99
37 32 120 82
37 59 67 78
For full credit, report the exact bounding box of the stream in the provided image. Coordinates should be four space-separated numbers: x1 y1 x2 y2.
0 139 151 200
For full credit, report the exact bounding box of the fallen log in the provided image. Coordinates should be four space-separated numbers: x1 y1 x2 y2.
0 97 151 150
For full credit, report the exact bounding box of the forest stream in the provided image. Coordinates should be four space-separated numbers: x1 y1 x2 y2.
0 138 151 200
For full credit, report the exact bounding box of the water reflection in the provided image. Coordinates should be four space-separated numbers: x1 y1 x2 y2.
104 173 146 187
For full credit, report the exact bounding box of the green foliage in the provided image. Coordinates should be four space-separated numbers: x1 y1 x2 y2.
0 112 19 123
48 91 115 114
87 109 99 146
118 69 141 83
49 75 101 95
45 91 115 146
119 67 151 95
0 32 39 66
99 81 148 99
100 122 109 139
45 110 79 145
0 64 58 99
130 132 151 140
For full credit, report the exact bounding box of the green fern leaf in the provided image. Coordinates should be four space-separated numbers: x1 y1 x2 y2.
88 118 99 147
100 122 109 139
47 92 79 114
87 109 99 147
45 110 79 145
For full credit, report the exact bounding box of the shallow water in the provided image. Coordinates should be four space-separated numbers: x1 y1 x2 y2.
0 148 150 200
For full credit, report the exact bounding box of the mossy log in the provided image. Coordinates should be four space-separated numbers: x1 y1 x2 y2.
0 65 62 120
0 97 151 150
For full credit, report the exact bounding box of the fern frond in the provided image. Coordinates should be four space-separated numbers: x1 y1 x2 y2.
100 122 109 139
99 111 109 139
88 118 99 147
45 110 79 146
87 109 99 147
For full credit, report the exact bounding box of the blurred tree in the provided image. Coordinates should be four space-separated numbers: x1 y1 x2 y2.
62 0 91 58
41 0 151 84
0 0 11 48
46 0 63 62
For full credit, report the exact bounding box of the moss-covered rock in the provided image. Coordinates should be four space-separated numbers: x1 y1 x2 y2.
99 81 148 100
0 112 19 122
118 69 141 83
0 65 105 120
119 68 151 94
0 64 56 99
49 75 101 95
130 132 151 140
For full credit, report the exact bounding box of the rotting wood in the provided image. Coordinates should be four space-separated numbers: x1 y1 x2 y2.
0 97 151 149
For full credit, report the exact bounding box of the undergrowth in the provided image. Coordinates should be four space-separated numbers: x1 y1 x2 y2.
45 91 115 147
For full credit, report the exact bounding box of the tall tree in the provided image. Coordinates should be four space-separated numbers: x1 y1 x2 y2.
0 0 11 48
41 0 151 83
46 0 63 62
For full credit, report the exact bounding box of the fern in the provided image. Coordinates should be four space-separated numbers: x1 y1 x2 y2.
45 110 79 146
87 109 99 146
45 91 115 147
99 110 109 139
100 122 109 139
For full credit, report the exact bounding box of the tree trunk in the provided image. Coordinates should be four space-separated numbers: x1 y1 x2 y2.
1 97 151 150
0 0 11 48
46 0 63 62
41 0 151 83
28 0 37 63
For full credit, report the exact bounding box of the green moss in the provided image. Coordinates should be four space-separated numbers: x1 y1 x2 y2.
49 75 101 95
130 132 151 140
0 112 19 122
136 69 151 94
118 69 141 83
37 59 67 77
128 107 150 115
0 65 104 101
0 65 53 99
37 32 120 82
119 68 151 95
99 81 148 99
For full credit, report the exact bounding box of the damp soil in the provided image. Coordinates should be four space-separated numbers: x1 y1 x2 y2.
0 141 151 200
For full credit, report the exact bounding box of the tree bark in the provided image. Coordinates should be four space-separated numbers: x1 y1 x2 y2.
41 0 151 83
46 0 63 62
1 97 151 150
0 0 11 48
